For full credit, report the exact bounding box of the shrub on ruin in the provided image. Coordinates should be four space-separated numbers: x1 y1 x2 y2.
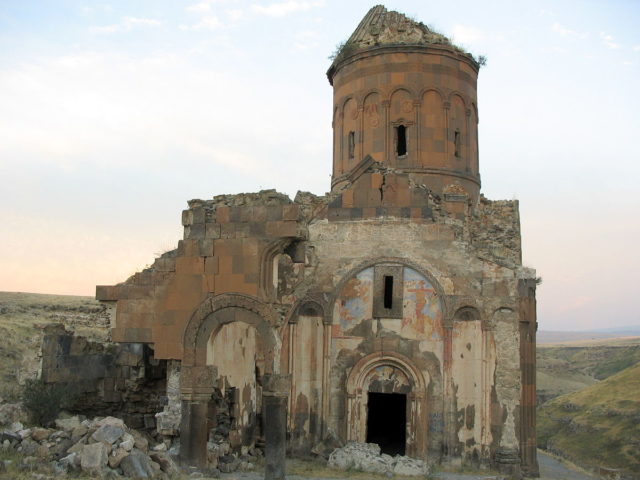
21 378 74 427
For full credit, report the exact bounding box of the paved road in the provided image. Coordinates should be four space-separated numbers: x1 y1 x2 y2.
538 451 597 480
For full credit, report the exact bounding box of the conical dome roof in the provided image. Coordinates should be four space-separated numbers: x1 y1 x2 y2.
345 5 455 49
328 5 474 81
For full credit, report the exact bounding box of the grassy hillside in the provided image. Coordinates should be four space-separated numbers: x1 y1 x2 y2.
0 291 109 400
537 340 640 403
538 362 640 475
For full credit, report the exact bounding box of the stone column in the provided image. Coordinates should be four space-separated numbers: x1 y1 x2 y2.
179 393 210 468
262 374 291 480
178 365 217 470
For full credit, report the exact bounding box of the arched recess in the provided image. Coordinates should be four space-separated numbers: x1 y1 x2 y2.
452 304 491 459
362 91 383 161
342 97 359 171
179 293 281 467
453 306 481 321
332 105 339 176
330 256 449 325
448 93 467 163
287 300 326 453
346 351 428 458
469 103 479 175
389 88 415 161
207 321 260 447
420 89 446 168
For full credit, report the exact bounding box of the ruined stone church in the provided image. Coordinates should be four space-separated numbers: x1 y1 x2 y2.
95 5 538 477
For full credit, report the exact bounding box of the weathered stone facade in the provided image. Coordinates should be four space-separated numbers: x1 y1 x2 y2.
95 5 538 477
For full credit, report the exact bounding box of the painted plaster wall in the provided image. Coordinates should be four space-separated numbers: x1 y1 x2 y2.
451 319 495 460
207 322 258 446
305 218 522 461
289 314 324 453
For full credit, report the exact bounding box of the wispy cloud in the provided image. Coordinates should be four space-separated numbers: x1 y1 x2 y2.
551 22 587 39
187 1 213 13
179 15 222 31
251 1 324 17
600 31 620 49
89 16 163 34
633 45 640 52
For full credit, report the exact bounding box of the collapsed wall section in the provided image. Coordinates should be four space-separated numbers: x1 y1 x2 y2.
40 324 166 431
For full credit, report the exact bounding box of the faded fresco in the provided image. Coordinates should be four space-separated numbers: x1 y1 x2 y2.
333 266 444 356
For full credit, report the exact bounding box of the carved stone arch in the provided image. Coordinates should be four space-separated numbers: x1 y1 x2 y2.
179 293 285 469
388 86 417 103
345 351 429 458
490 306 515 331
471 102 479 122
453 306 481 321
298 300 323 317
330 256 449 325
259 238 291 300
363 88 383 102
347 351 427 394
447 91 468 108
419 86 446 101
182 293 280 373
342 95 358 116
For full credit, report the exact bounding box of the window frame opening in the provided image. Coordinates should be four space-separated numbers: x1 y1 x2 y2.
396 125 407 157
383 275 394 309
454 128 461 158
348 131 355 160
373 265 403 318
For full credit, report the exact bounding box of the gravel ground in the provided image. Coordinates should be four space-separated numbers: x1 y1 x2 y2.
210 450 597 480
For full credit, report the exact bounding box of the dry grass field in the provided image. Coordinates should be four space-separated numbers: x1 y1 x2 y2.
0 291 109 401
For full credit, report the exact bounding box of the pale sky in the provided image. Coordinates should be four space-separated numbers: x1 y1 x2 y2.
1 0 639 331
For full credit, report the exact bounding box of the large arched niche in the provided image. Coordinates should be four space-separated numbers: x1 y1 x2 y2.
345 351 428 458
179 294 285 468
331 258 447 341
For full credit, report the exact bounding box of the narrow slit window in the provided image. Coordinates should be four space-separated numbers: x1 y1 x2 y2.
454 129 461 158
396 125 407 156
383 275 394 309
348 131 355 159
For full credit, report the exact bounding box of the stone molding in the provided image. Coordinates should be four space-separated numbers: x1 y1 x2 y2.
182 293 280 372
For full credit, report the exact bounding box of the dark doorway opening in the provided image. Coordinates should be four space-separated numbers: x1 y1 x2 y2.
366 392 406 455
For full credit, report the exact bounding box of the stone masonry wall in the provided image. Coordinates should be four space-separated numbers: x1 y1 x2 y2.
41 324 166 431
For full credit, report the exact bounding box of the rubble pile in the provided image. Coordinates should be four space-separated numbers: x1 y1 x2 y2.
328 442 431 476
1 414 179 478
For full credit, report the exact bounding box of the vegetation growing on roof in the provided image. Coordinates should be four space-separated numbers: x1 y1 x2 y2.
328 20 486 68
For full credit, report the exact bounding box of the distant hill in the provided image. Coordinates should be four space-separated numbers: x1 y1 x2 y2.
538 362 640 476
538 329 640 344
536 337 640 404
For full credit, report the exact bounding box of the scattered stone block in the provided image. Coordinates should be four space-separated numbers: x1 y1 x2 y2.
108 447 129 468
91 424 124 444
55 416 81 431
120 448 155 478
80 441 108 473
31 428 52 442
